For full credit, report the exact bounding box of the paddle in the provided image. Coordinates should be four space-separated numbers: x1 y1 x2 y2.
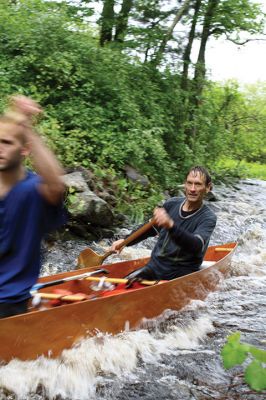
31 268 108 293
77 218 156 269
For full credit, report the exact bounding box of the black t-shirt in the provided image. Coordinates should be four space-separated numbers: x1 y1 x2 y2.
149 197 217 279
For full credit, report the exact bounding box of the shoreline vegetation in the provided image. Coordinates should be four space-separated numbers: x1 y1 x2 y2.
63 160 265 227
215 160 266 181
0 0 265 222
102 160 266 221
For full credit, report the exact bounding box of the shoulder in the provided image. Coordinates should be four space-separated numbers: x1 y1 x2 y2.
201 203 217 222
164 197 184 210
14 170 41 198
24 170 41 185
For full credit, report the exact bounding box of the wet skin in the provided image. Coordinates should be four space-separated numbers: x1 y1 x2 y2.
183 171 211 210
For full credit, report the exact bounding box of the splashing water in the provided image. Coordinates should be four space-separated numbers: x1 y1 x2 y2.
0 317 213 400
0 179 265 399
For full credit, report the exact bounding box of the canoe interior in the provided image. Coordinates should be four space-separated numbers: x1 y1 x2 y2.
32 242 236 306
0 242 237 362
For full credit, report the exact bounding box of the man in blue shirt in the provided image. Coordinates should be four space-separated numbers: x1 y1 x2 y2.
111 166 217 281
0 96 66 318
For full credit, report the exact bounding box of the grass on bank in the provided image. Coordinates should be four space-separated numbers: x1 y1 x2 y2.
214 159 266 181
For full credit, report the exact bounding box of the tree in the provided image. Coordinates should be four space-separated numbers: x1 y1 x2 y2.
181 0 202 92
193 0 265 100
1 0 265 198
99 0 115 46
152 0 192 67
99 0 135 46
114 0 134 43
193 0 219 103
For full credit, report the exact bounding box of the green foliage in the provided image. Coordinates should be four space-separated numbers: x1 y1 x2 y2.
126 0 175 59
212 159 248 184
0 0 188 186
207 0 265 39
222 332 249 368
116 180 164 223
193 80 266 173
91 164 164 222
221 332 266 392
214 159 266 182
0 0 265 220
245 360 266 392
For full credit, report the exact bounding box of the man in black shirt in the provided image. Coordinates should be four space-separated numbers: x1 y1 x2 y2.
110 166 217 280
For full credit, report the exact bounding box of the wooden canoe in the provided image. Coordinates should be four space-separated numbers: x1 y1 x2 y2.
0 242 237 362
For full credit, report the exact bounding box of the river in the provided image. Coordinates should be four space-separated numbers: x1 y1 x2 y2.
0 179 265 400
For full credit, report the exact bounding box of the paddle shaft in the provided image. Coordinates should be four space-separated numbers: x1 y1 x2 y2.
95 218 156 261
120 218 156 248
78 218 156 268
31 268 108 292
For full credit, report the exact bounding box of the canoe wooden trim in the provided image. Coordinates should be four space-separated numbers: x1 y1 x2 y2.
85 276 158 286
33 293 89 302
215 247 234 252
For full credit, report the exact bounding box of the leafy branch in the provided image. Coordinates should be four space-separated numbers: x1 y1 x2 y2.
221 332 266 392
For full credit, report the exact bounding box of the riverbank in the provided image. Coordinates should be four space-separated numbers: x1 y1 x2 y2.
55 162 266 245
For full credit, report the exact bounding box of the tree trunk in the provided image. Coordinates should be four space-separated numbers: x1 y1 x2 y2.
193 0 220 99
183 0 219 147
99 0 115 46
114 0 134 43
180 0 202 92
152 0 192 67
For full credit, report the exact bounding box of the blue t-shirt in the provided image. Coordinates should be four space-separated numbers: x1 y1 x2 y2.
0 171 66 303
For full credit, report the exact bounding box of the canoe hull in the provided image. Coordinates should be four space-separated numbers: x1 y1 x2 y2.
0 242 236 362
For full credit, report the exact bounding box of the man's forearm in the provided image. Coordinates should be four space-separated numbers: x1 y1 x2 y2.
4 95 65 203
26 127 65 202
26 127 65 203
27 128 63 184
169 225 203 253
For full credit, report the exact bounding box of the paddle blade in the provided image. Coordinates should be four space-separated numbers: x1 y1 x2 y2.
77 248 104 269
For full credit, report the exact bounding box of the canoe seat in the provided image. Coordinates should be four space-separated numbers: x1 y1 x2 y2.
200 260 216 269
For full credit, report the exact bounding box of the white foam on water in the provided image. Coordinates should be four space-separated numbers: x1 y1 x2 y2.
182 299 207 311
161 316 214 350
0 316 214 400
117 247 152 260
229 223 266 277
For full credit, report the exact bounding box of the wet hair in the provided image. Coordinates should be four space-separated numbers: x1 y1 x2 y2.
186 166 213 189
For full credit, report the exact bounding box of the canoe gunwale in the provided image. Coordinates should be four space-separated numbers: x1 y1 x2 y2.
0 242 237 362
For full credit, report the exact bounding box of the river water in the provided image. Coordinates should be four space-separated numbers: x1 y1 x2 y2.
0 180 265 400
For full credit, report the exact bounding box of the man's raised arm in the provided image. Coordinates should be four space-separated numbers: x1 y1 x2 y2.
8 95 65 204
